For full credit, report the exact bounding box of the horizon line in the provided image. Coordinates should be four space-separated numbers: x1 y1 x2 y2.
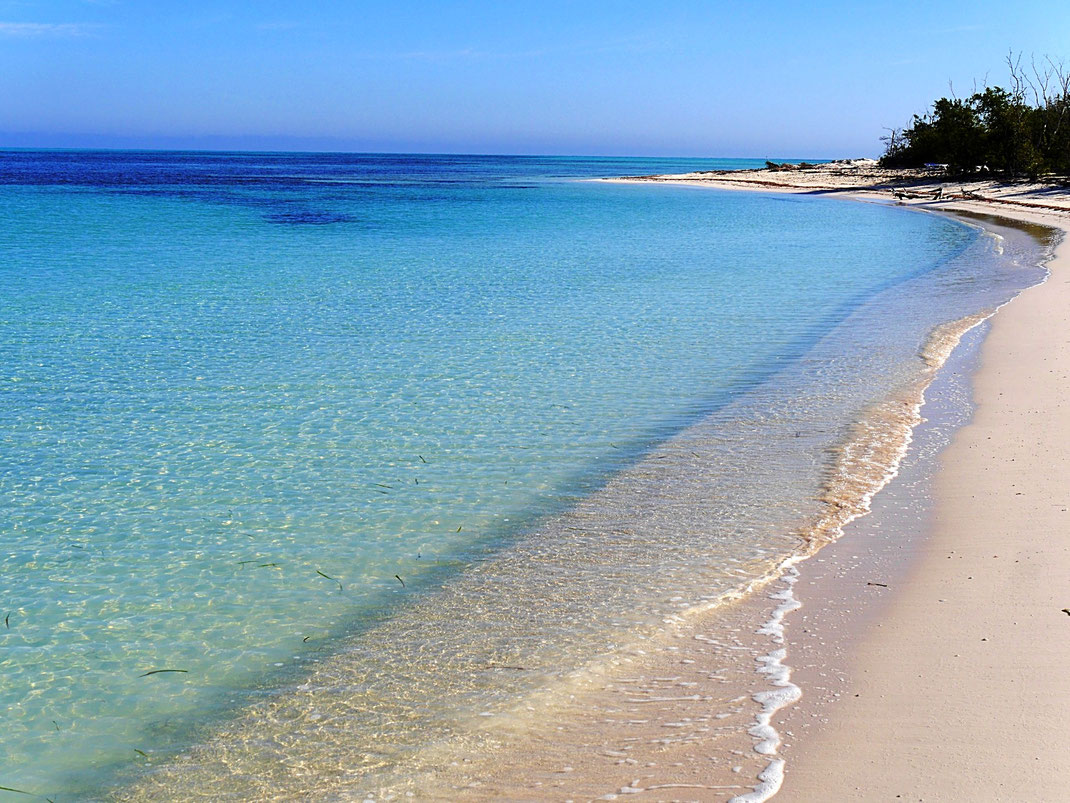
0 144 839 161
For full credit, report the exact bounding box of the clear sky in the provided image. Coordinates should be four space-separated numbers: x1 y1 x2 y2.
2 0 1069 157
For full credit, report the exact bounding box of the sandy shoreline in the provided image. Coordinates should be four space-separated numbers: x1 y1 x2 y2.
608 167 1070 800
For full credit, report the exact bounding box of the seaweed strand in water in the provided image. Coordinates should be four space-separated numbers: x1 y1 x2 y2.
316 570 343 591
138 669 190 678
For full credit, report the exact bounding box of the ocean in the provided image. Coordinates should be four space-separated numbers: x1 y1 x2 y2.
0 151 1048 799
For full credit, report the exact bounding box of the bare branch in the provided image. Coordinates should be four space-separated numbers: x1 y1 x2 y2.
1030 53 1052 105
1006 49 1026 100
1049 55 1070 99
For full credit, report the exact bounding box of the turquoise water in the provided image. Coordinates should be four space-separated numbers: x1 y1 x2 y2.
0 153 1046 799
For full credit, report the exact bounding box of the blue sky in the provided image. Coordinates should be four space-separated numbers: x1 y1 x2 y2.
2 0 1069 156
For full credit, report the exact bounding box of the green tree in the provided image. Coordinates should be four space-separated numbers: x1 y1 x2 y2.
974 87 1039 176
880 53 1070 177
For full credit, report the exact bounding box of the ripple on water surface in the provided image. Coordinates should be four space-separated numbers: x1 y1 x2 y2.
0 152 1050 799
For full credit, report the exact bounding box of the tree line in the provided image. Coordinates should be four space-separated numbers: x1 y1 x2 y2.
880 54 1070 178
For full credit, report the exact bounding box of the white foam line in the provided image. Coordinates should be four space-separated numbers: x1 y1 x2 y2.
729 389 927 802
728 567 801 803
729 297 1028 803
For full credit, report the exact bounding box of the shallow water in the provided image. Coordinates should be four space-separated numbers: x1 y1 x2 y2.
0 152 1048 799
